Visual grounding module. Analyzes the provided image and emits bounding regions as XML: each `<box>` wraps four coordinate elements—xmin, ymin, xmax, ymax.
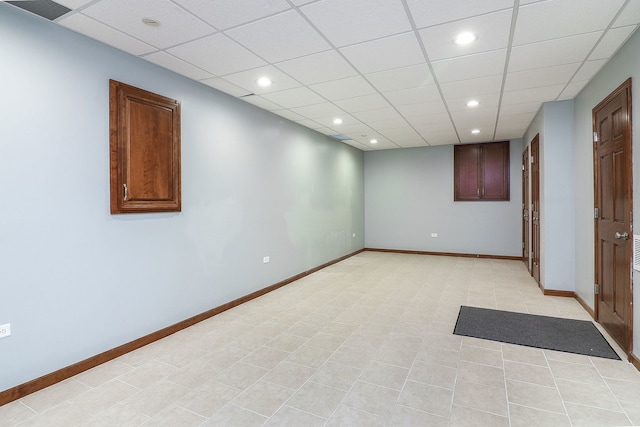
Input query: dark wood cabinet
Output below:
<box><xmin>110</xmin><ymin>80</ymin><xmax>181</xmax><ymax>214</ymax></box>
<box><xmin>454</xmin><ymin>141</ymin><xmax>510</xmax><ymax>201</ymax></box>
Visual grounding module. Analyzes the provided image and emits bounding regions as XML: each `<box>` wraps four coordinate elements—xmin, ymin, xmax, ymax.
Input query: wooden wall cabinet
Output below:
<box><xmin>109</xmin><ymin>80</ymin><xmax>181</xmax><ymax>214</ymax></box>
<box><xmin>454</xmin><ymin>141</ymin><xmax>510</xmax><ymax>201</ymax></box>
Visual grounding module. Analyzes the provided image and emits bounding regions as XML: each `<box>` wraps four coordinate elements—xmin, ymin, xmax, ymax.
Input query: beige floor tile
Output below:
<box><xmin>508</xmin><ymin>403</ymin><xmax>571</xmax><ymax>427</ymax></box>
<box><xmin>604</xmin><ymin>377</ymin><xmax>640</xmax><ymax>401</ymax></box>
<box><xmin>459</xmin><ymin>345</ymin><xmax>503</xmax><ymax>368</ymax></box>
<box><xmin>457</xmin><ymin>360</ymin><xmax>505</xmax><ymax>389</ymax></box>
<box><xmin>388</xmin><ymin>405</ymin><xmax>449</xmax><ymax>427</ymax></box>
<box><xmin>153</xmin><ymin>343</ymin><xmax>206</xmax><ymax>369</ymax></box>
<box><xmin>423</xmin><ymin>331</ymin><xmax>462</xmax><ymax>351</ymax></box>
<box><xmin>501</xmin><ymin>343</ymin><xmax>548</xmax><ymax>366</ymax></box>
<box><xmin>341</xmin><ymin>331</ymin><xmax>384</xmax><ymax>352</ymax></box>
<box><xmin>556</xmin><ymin>378</ymin><xmax>623</xmax><ymax>412</ymax></box>
<box><xmin>548</xmin><ymin>359</ymin><xmax>605</xmax><ymax>385</ymax></box>
<box><xmin>361</xmin><ymin>361</ymin><xmax>409</xmax><ymax>391</ymax></box>
<box><xmin>564</xmin><ymin>402</ymin><xmax>632</xmax><ymax>426</ymax></box>
<box><xmin>120</xmin><ymin>380</ymin><xmax>189</xmax><ymax>417</ymax></box>
<box><xmin>397</xmin><ymin>380</ymin><xmax>453</xmax><ymax>417</ymax></box>
<box><xmin>328</xmin><ymin>345</ymin><xmax>372</xmax><ymax>369</ymax></box>
<box><xmin>591</xmin><ymin>358</ymin><xmax>640</xmax><ymax>381</ymax></box>
<box><xmin>262</xmin><ymin>361</ymin><xmax>316</xmax><ymax>390</ymax></box>
<box><xmin>264</xmin><ymin>406</ymin><xmax>327</xmax><ymax>427</ymax></box>
<box><xmin>504</xmin><ymin>360</ymin><xmax>556</xmax><ymax>387</ymax></box>
<box><xmin>166</xmin><ymin>357</ymin><xmax>226</xmax><ymax>390</ymax></box>
<box><xmin>140</xmin><ymin>405</ymin><xmax>206</xmax><ymax>426</ymax></box>
<box><xmin>174</xmin><ymin>380</ymin><xmax>239</xmax><ymax>418</ymax></box>
<box><xmin>0</xmin><ymin>401</ymin><xmax>36</xmax><ymax>426</ymax></box>
<box><xmin>214</xmin><ymin>362</ymin><xmax>268</xmax><ymax>390</ymax></box>
<box><xmin>266</xmin><ymin>333</ymin><xmax>308</xmax><ymax>352</ymax></box>
<box><xmin>408</xmin><ymin>359</ymin><xmax>456</xmax><ymax>390</ymax></box>
<box><xmin>202</xmin><ymin>404</ymin><xmax>268</xmax><ymax>427</ymax></box>
<box><xmin>304</xmin><ymin>332</ymin><xmax>347</xmax><ymax>353</ymax></box>
<box><xmin>449</xmin><ymin>404</ymin><xmax>510</xmax><ymax>427</ymax></box>
<box><xmin>82</xmin><ymin>403</ymin><xmax>149</xmax><ymax>427</ymax></box>
<box><xmin>117</xmin><ymin>360</ymin><xmax>179</xmax><ymax>390</ymax></box>
<box><xmin>311</xmin><ymin>361</ymin><xmax>362</xmax><ymax>391</ymax></box>
<box><xmin>544</xmin><ymin>349</ymin><xmax>593</xmax><ymax>365</ymax></box>
<box><xmin>619</xmin><ymin>399</ymin><xmax>640</xmax><ymax>425</ymax></box>
<box><xmin>506</xmin><ymin>380</ymin><xmax>566</xmax><ymax>414</ymax></box>
<box><xmin>453</xmin><ymin>379</ymin><xmax>508</xmax><ymax>417</ymax></box>
<box><xmin>241</xmin><ymin>345</ymin><xmax>290</xmax><ymax>370</ymax></box>
<box><xmin>341</xmin><ymin>380</ymin><xmax>400</xmax><ymax>418</ymax></box>
<box><xmin>231</xmin><ymin>380</ymin><xmax>294</xmax><ymax>417</ymax></box>
<box><xmin>74</xmin><ymin>361</ymin><xmax>134</xmax><ymax>388</ymax></box>
<box><xmin>286</xmin><ymin>321</ymin><xmax>323</xmax><ymax>339</ymax></box>
<box><xmin>286</xmin><ymin>381</ymin><xmax>347</xmax><ymax>418</ymax></box>
<box><xmin>13</xmin><ymin>402</ymin><xmax>93</xmax><ymax>427</ymax></box>
<box><xmin>285</xmin><ymin>345</ymin><xmax>333</xmax><ymax>369</ymax></box>
<box><xmin>325</xmin><ymin>404</ymin><xmax>387</xmax><ymax>427</ymax></box>
<box><xmin>20</xmin><ymin>379</ymin><xmax>91</xmax><ymax>413</ymax></box>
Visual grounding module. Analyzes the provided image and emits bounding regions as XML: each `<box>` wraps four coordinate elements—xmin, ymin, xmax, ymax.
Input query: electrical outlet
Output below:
<box><xmin>431</xmin><ymin>233</ymin><xmax>438</xmax><ymax>238</ymax></box>
<box><xmin>0</xmin><ymin>323</ymin><xmax>11</xmax><ymax>339</ymax></box>
<box><xmin>263</xmin><ymin>256</ymin><xmax>270</xmax><ymax>264</ymax></box>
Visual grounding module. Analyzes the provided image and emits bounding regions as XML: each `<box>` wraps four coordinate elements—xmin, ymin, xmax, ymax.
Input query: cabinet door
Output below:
<box><xmin>482</xmin><ymin>141</ymin><xmax>510</xmax><ymax>200</ymax></box>
<box><xmin>454</xmin><ymin>144</ymin><xmax>481</xmax><ymax>201</ymax></box>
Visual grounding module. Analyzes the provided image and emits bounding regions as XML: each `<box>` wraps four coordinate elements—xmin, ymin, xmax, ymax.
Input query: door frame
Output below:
<box><xmin>593</xmin><ymin>78</ymin><xmax>633</xmax><ymax>355</ymax></box>
<box><xmin>522</xmin><ymin>146</ymin><xmax>530</xmax><ymax>270</ymax></box>
<box><xmin>530</xmin><ymin>134</ymin><xmax>540</xmax><ymax>285</ymax></box>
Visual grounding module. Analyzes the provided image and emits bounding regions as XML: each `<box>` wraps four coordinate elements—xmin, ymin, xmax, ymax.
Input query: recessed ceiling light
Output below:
<box><xmin>454</xmin><ymin>32</ymin><xmax>477</xmax><ymax>45</ymax></box>
<box><xmin>471</xmin><ymin>129</ymin><xmax>481</xmax><ymax>134</ymax></box>
<box><xmin>256</xmin><ymin>76</ymin><xmax>272</xmax><ymax>87</ymax></box>
<box><xmin>141</xmin><ymin>17</ymin><xmax>160</xmax><ymax>27</ymax></box>
<box><xmin>333</xmin><ymin>118</ymin><xmax>343</xmax><ymax>125</ymax></box>
<box><xmin>466</xmin><ymin>100</ymin><xmax>480</xmax><ymax>107</ymax></box>
<box><xmin>370</xmin><ymin>139</ymin><xmax>378</xmax><ymax>144</ymax></box>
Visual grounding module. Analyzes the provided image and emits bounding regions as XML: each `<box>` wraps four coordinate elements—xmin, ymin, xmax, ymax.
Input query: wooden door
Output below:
<box><xmin>522</xmin><ymin>146</ymin><xmax>530</xmax><ymax>270</ymax></box>
<box><xmin>594</xmin><ymin>78</ymin><xmax>633</xmax><ymax>353</ymax></box>
<box><xmin>530</xmin><ymin>135</ymin><xmax>540</xmax><ymax>284</ymax></box>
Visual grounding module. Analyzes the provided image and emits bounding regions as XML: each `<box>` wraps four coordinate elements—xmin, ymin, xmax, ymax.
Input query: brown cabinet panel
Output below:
<box><xmin>110</xmin><ymin>80</ymin><xmax>181</xmax><ymax>214</ymax></box>
<box><xmin>454</xmin><ymin>141</ymin><xmax>509</xmax><ymax>201</ymax></box>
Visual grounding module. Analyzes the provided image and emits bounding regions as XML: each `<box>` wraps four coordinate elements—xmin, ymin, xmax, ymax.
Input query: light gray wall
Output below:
<box><xmin>573</xmin><ymin>27</ymin><xmax>640</xmax><ymax>355</ymax></box>
<box><xmin>0</xmin><ymin>4</ymin><xmax>364</xmax><ymax>392</ymax></box>
<box><xmin>524</xmin><ymin>101</ymin><xmax>576</xmax><ymax>291</ymax></box>
<box><xmin>364</xmin><ymin>141</ymin><xmax>523</xmax><ymax>257</ymax></box>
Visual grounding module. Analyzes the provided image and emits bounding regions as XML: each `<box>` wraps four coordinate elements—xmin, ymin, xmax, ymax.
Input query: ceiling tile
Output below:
<box><xmin>439</xmin><ymin>75</ymin><xmax>503</xmax><ymax>99</ymax></box>
<box><xmin>221</xmin><ymin>65</ymin><xmax>301</xmax><ymax>94</ymax></box>
<box><xmin>55</xmin><ymin>0</ymin><xmax>94</xmax><ymax>8</ymax></box>
<box><xmin>314</xmin><ymin>114</ymin><xmax>358</xmax><ymax>128</ymax></box>
<box><xmin>498</xmin><ymin>110</ymin><xmax>537</xmax><ymax>124</ymax></box>
<box><xmin>396</xmin><ymin>101</ymin><xmax>448</xmax><ymax>118</ymax></box>
<box><xmin>225</xmin><ymin>10</ymin><xmax>330</xmax><ymax>63</ymax></box>
<box><xmin>573</xmin><ymin>59</ymin><xmax>607</xmax><ymax>82</ymax></box>
<box><xmin>557</xmin><ymin>81</ymin><xmax>589</xmax><ymax>100</ymax></box>
<box><xmin>508</xmin><ymin>32</ymin><xmax>602</xmax><ymax>72</ymax></box>
<box><xmin>143</xmin><ymin>51</ymin><xmax>213</xmax><ymax>80</ymax></box>
<box><xmin>501</xmin><ymin>84</ymin><xmax>566</xmax><ymax>105</ymax></box>
<box><xmin>420</xmin><ymin>10</ymin><xmax>512</xmax><ymax>61</ymax></box>
<box><xmin>432</xmin><ymin>50</ymin><xmax>507</xmax><ymax>83</ymax></box>
<box><xmin>513</xmin><ymin>0</ymin><xmax>625</xmax><ymax>45</ymax></box>
<box><xmin>589</xmin><ymin>25</ymin><xmax>637</xmax><ymax>60</ymax></box>
<box><xmin>275</xmin><ymin>50</ymin><xmax>358</xmax><ymax>85</ymax></box>
<box><xmin>405</xmin><ymin>0</ymin><xmax>514</xmax><ymax>29</ymax></box>
<box><xmin>167</xmin><ymin>33</ymin><xmax>266</xmax><ymax>76</ymax></box>
<box><xmin>173</xmin><ymin>0</ymin><xmax>290</xmax><ymax>30</ymax></box>
<box><xmin>499</xmin><ymin>101</ymin><xmax>542</xmax><ymax>115</ymax></box>
<box><xmin>450</xmin><ymin>107</ymin><xmax>499</xmax><ymax>125</ymax></box>
<box><xmin>270</xmin><ymin>109</ymin><xmax>307</xmax><ymax>121</ymax></box>
<box><xmin>334</xmin><ymin>94</ymin><xmax>391</xmax><ymax>113</ymax></box>
<box><xmin>340</xmin><ymin>32</ymin><xmax>425</xmax><ymax>74</ymax></box>
<box><xmin>614</xmin><ymin>1</ymin><xmax>640</xmax><ymax>27</ymax></box>
<box><xmin>309</xmin><ymin>76</ymin><xmax>376</xmax><ymax>101</ymax></box>
<box><xmin>241</xmin><ymin>96</ymin><xmax>285</xmax><ymax>111</ymax></box>
<box><xmin>395</xmin><ymin>139</ymin><xmax>429</xmax><ymax>148</ymax></box>
<box><xmin>368</xmin><ymin>117</ymin><xmax>411</xmax><ymax>131</ymax></box>
<box><xmin>81</xmin><ymin>0</ymin><xmax>215</xmax><ymax>49</ymax></box>
<box><xmin>446</xmin><ymin>93</ymin><xmax>501</xmax><ymax>112</ymax></box>
<box><xmin>199</xmin><ymin>77</ymin><xmax>252</xmax><ymax>97</ymax></box>
<box><xmin>58</xmin><ymin>13</ymin><xmax>156</xmax><ymax>56</ymax></box>
<box><xmin>294</xmin><ymin>119</ymin><xmax>324</xmax><ymax>129</ymax></box>
<box><xmin>383</xmin><ymin>85</ymin><xmax>442</xmax><ymax>106</ymax></box>
<box><xmin>290</xmin><ymin>103</ymin><xmax>346</xmax><ymax>119</ymax></box>
<box><xmin>353</xmin><ymin>107</ymin><xmax>403</xmax><ymax>122</ymax></box>
<box><xmin>365</xmin><ymin>63</ymin><xmax>433</xmax><ymax>93</ymax></box>
<box><xmin>341</xmin><ymin>139</ymin><xmax>377</xmax><ymax>150</ymax></box>
<box><xmin>504</xmin><ymin>63</ymin><xmax>581</xmax><ymax>92</ymax></box>
<box><xmin>300</xmin><ymin>0</ymin><xmax>411</xmax><ymax>47</ymax></box>
<box><xmin>261</xmin><ymin>87</ymin><xmax>327</xmax><ymax>109</ymax></box>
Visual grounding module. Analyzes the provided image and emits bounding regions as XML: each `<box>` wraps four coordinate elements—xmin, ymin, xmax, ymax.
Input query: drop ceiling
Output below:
<box><xmin>7</xmin><ymin>0</ymin><xmax>640</xmax><ymax>150</ymax></box>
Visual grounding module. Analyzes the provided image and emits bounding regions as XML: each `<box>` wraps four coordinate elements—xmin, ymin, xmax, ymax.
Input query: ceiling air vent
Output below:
<box><xmin>330</xmin><ymin>134</ymin><xmax>352</xmax><ymax>141</ymax></box>
<box><xmin>634</xmin><ymin>235</ymin><xmax>640</xmax><ymax>272</ymax></box>
<box><xmin>7</xmin><ymin>0</ymin><xmax>71</xmax><ymax>20</ymax></box>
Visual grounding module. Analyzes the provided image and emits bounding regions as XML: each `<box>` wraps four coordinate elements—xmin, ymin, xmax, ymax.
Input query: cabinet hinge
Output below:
<box><xmin>594</xmin><ymin>207</ymin><xmax>599</xmax><ymax>219</ymax></box>
<box><xmin>593</xmin><ymin>132</ymin><xmax>599</xmax><ymax>142</ymax></box>
<box><xmin>594</xmin><ymin>283</ymin><xmax>600</xmax><ymax>295</ymax></box>
<box><xmin>530</xmin><ymin>156</ymin><xmax>534</xmax><ymax>164</ymax></box>
<box><xmin>522</xmin><ymin>164</ymin><xmax>525</xmax><ymax>171</ymax></box>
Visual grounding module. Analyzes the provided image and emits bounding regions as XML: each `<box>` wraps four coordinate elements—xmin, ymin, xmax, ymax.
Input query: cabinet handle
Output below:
<box><xmin>123</xmin><ymin>183</ymin><xmax>128</xmax><ymax>201</ymax></box>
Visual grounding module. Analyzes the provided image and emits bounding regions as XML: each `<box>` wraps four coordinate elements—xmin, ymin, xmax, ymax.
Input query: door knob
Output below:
<box><xmin>615</xmin><ymin>231</ymin><xmax>629</xmax><ymax>240</ymax></box>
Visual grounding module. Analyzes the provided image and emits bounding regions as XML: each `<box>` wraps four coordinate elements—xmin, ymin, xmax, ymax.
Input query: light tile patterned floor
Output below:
<box><xmin>3</xmin><ymin>251</ymin><xmax>640</xmax><ymax>426</ymax></box>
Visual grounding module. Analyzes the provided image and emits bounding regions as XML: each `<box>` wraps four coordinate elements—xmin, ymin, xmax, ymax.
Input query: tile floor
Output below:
<box><xmin>2</xmin><ymin>251</ymin><xmax>640</xmax><ymax>426</ymax></box>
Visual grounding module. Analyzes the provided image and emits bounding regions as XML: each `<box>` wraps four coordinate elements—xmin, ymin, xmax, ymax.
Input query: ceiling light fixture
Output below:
<box><xmin>256</xmin><ymin>76</ymin><xmax>272</xmax><ymax>87</ymax></box>
<box><xmin>454</xmin><ymin>31</ymin><xmax>477</xmax><ymax>45</ymax></box>
<box><xmin>370</xmin><ymin>139</ymin><xmax>378</xmax><ymax>144</ymax></box>
<box><xmin>333</xmin><ymin>118</ymin><xmax>343</xmax><ymax>125</ymax></box>
<box><xmin>471</xmin><ymin>129</ymin><xmax>481</xmax><ymax>134</ymax></box>
<box><xmin>466</xmin><ymin>100</ymin><xmax>480</xmax><ymax>107</ymax></box>
<box><xmin>141</xmin><ymin>17</ymin><xmax>160</xmax><ymax>27</ymax></box>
